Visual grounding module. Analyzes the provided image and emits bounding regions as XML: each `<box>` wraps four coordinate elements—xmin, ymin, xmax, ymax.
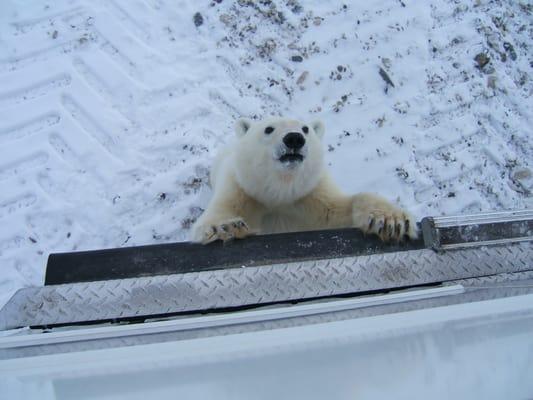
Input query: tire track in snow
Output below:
<box><xmin>106</xmin><ymin>0</ymin><xmax>152</xmax><ymax>45</ymax></box>
<box><xmin>0</xmin><ymin>152</ymin><xmax>49</xmax><ymax>182</ymax></box>
<box><xmin>60</xmin><ymin>94</ymin><xmax>122</xmax><ymax>159</ymax></box>
<box><xmin>0</xmin><ymin>194</ymin><xmax>38</xmax><ymax>220</ymax></box>
<box><xmin>409</xmin><ymin>0</ymin><xmax>532</xmax><ymax>215</ymax></box>
<box><xmin>0</xmin><ymin>113</ymin><xmax>61</xmax><ymax>144</ymax></box>
<box><xmin>0</xmin><ymin>40</ymin><xmax>86</xmax><ymax>74</ymax></box>
<box><xmin>0</xmin><ymin>74</ymin><xmax>71</xmax><ymax>108</ymax></box>
<box><xmin>10</xmin><ymin>7</ymin><xmax>85</xmax><ymax>35</ymax></box>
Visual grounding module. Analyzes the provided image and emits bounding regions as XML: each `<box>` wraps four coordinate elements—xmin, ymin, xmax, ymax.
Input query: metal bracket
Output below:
<box><xmin>421</xmin><ymin>209</ymin><xmax>533</xmax><ymax>250</ymax></box>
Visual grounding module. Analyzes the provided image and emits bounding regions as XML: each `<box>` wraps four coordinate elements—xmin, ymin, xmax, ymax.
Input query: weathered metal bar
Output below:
<box><xmin>45</xmin><ymin>228</ymin><xmax>424</xmax><ymax>285</ymax></box>
<box><xmin>421</xmin><ymin>209</ymin><xmax>533</xmax><ymax>250</ymax></box>
<box><xmin>1</xmin><ymin>241</ymin><xmax>531</xmax><ymax>330</ymax></box>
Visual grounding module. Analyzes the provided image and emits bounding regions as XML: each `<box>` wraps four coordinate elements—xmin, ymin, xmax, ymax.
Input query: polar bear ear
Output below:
<box><xmin>235</xmin><ymin>118</ymin><xmax>252</xmax><ymax>137</ymax></box>
<box><xmin>311</xmin><ymin>120</ymin><xmax>325</xmax><ymax>139</ymax></box>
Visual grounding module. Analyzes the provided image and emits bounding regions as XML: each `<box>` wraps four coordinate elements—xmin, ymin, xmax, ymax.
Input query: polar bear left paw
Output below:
<box><xmin>364</xmin><ymin>211</ymin><xmax>417</xmax><ymax>242</ymax></box>
<box><xmin>353</xmin><ymin>207</ymin><xmax>417</xmax><ymax>242</ymax></box>
<box><xmin>197</xmin><ymin>218</ymin><xmax>253</xmax><ymax>244</ymax></box>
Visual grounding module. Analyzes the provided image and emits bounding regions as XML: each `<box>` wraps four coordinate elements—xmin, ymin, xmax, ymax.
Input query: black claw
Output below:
<box><xmin>377</xmin><ymin>218</ymin><xmax>385</xmax><ymax>234</ymax></box>
<box><xmin>405</xmin><ymin>219</ymin><xmax>410</xmax><ymax>231</ymax></box>
<box><xmin>395</xmin><ymin>223</ymin><xmax>401</xmax><ymax>235</ymax></box>
<box><xmin>368</xmin><ymin>218</ymin><xmax>375</xmax><ymax>229</ymax></box>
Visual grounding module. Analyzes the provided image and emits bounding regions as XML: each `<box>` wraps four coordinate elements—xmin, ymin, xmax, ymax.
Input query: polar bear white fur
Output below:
<box><xmin>191</xmin><ymin>117</ymin><xmax>417</xmax><ymax>243</ymax></box>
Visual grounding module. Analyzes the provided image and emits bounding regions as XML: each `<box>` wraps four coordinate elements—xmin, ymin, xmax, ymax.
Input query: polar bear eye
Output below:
<box><xmin>264</xmin><ymin>126</ymin><xmax>274</xmax><ymax>134</ymax></box>
<box><xmin>302</xmin><ymin>126</ymin><xmax>309</xmax><ymax>134</ymax></box>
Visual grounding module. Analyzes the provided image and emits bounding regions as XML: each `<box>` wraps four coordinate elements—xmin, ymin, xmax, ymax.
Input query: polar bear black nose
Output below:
<box><xmin>283</xmin><ymin>132</ymin><xmax>306</xmax><ymax>150</ymax></box>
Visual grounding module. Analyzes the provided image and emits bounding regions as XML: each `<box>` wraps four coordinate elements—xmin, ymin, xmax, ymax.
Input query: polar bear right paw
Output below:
<box><xmin>352</xmin><ymin>199</ymin><xmax>418</xmax><ymax>242</ymax></box>
<box><xmin>195</xmin><ymin>218</ymin><xmax>253</xmax><ymax>244</ymax></box>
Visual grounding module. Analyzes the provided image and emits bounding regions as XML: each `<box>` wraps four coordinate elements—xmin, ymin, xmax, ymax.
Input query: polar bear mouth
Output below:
<box><xmin>279</xmin><ymin>153</ymin><xmax>304</xmax><ymax>163</ymax></box>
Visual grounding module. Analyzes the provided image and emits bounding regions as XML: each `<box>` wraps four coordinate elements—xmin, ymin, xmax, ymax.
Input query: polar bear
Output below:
<box><xmin>191</xmin><ymin>117</ymin><xmax>417</xmax><ymax>243</ymax></box>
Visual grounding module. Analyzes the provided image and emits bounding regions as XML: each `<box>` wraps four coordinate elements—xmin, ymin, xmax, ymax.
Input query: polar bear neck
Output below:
<box><xmin>233</xmin><ymin>155</ymin><xmax>324</xmax><ymax>208</ymax></box>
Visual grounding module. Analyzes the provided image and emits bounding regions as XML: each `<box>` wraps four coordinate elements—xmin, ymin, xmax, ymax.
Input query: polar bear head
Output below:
<box><xmin>232</xmin><ymin>117</ymin><xmax>326</xmax><ymax>206</ymax></box>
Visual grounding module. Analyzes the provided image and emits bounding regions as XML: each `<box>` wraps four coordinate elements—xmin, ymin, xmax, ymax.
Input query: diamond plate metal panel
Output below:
<box><xmin>2</xmin><ymin>277</ymin><xmax>533</xmax><ymax>360</ymax></box>
<box><xmin>1</xmin><ymin>242</ymin><xmax>532</xmax><ymax>330</ymax></box>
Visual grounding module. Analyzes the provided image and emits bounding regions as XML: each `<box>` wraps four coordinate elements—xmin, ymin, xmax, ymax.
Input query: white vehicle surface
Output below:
<box><xmin>2</xmin><ymin>288</ymin><xmax>533</xmax><ymax>400</ymax></box>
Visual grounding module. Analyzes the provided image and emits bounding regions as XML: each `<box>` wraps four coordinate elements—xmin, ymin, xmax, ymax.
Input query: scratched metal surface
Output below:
<box><xmin>1</xmin><ymin>242</ymin><xmax>531</xmax><ymax>330</ymax></box>
<box><xmin>2</xmin><ymin>273</ymin><xmax>533</xmax><ymax>360</ymax></box>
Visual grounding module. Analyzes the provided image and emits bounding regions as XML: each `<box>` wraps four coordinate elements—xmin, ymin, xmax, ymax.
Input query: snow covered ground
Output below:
<box><xmin>0</xmin><ymin>0</ymin><xmax>531</xmax><ymax>306</ymax></box>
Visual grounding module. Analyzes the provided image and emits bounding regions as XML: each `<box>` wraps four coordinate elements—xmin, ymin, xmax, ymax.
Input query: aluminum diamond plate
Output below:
<box><xmin>2</xmin><ymin>278</ymin><xmax>533</xmax><ymax>360</ymax></box>
<box><xmin>1</xmin><ymin>242</ymin><xmax>532</xmax><ymax>329</ymax></box>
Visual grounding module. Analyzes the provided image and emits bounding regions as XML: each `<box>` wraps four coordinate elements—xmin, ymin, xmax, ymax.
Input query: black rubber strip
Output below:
<box><xmin>45</xmin><ymin>229</ymin><xmax>424</xmax><ymax>285</ymax></box>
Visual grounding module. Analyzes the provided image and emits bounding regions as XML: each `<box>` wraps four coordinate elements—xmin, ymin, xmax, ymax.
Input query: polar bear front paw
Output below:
<box><xmin>195</xmin><ymin>218</ymin><xmax>253</xmax><ymax>244</ymax></box>
<box><xmin>363</xmin><ymin>210</ymin><xmax>417</xmax><ymax>242</ymax></box>
<box><xmin>352</xmin><ymin>195</ymin><xmax>418</xmax><ymax>242</ymax></box>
